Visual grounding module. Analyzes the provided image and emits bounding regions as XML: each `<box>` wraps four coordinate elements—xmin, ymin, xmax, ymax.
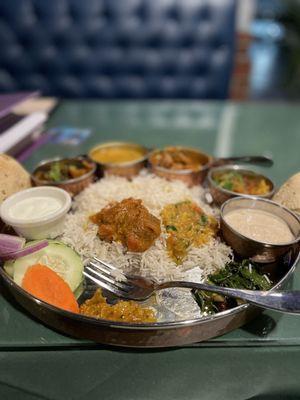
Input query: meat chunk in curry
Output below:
<box><xmin>150</xmin><ymin>147</ymin><xmax>204</xmax><ymax>171</ymax></box>
<box><xmin>90</xmin><ymin>198</ymin><xmax>161</xmax><ymax>252</ymax></box>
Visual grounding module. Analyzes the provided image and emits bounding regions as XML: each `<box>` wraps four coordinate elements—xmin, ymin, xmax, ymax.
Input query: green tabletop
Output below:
<box><xmin>1</xmin><ymin>101</ymin><xmax>300</xmax><ymax>399</ymax></box>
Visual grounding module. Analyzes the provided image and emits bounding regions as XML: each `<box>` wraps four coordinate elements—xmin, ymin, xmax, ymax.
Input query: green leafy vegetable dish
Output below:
<box><xmin>193</xmin><ymin>260</ymin><xmax>272</xmax><ymax>315</ymax></box>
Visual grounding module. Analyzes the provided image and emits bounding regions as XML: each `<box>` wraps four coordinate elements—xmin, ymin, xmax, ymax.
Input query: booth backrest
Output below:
<box><xmin>0</xmin><ymin>0</ymin><xmax>236</xmax><ymax>98</ymax></box>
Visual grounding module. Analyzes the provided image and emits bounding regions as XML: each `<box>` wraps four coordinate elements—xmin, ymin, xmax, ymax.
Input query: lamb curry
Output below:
<box><xmin>90</xmin><ymin>198</ymin><xmax>161</xmax><ymax>252</ymax></box>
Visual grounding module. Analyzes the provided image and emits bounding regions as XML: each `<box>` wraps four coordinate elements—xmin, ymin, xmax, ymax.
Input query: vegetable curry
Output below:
<box><xmin>161</xmin><ymin>201</ymin><xmax>218</xmax><ymax>264</ymax></box>
<box><xmin>34</xmin><ymin>159</ymin><xmax>93</xmax><ymax>182</ymax></box>
<box><xmin>212</xmin><ymin>170</ymin><xmax>271</xmax><ymax>195</ymax></box>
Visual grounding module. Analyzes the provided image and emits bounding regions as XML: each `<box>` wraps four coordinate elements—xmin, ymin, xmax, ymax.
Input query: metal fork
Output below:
<box><xmin>83</xmin><ymin>257</ymin><xmax>300</xmax><ymax>314</ymax></box>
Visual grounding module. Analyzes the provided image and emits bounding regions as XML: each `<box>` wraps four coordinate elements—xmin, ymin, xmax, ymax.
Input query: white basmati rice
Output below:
<box><xmin>61</xmin><ymin>172</ymin><xmax>232</xmax><ymax>283</ymax></box>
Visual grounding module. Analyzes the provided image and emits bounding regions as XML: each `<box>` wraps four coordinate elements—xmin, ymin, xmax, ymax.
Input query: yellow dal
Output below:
<box><xmin>91</xmin><ymin>145</ymin><xmax>145</xmax><ymax>164</ymax></box>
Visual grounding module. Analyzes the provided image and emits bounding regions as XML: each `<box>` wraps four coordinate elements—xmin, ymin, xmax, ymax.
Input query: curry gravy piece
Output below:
<box><xmin>224</xmin><ymin>208</ymin><xmax>294</xmax><ymax>244</ymax></box>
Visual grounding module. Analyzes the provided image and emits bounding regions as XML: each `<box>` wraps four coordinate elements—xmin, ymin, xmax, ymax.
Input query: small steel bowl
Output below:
<box><xmin>148</xmin><ymin>146</ymin><xmax>213</xmax><ymax>187</ymax></box>
<box><xmin>88</xmin><ymin>142</ymin><xmax>149</xmax><ymax>179</ymax></box>
<box><xmin>220</xmin><ymin>197</ymin><xmax>300</xmax><ymax>263</ymax></box>
<box><xmin>31</xmin><ymin>157</ymin><xmax>97</xmax><ymax>196</ymax></box>
<box><xmin>207</xmin><ymin>165</ymin><xmax>275</xmax><ymax>206</ymax></box>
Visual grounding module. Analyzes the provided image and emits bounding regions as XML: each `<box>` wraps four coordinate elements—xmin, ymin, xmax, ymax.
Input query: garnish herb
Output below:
<box><xmin>199</xmin><ymin>215</ymin><xmax>208</xmax><ymax>226</ymax></box>
<box><xmin>166</xmin><ymin>225</ymin><xmax>177</xmax><ymax>232</ymax></box>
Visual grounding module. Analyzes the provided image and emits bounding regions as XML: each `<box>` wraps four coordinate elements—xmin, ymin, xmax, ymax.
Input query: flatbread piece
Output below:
<box><xmin>273</xmin><ymin>172</ymin><xmax>300</xmax><ymax>214</ymax></box>
<box><xmin>0</xmin><ymin>154</ymin><xmax>31</xmax><ymax>204</ymax></box>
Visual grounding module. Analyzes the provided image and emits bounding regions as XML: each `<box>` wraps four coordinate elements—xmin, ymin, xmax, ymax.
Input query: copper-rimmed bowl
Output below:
<box><xmin>31</xmin><ymin>157</ymin><xmax>97</xmax><ymax>196</ymax></box>
<box><xmin>207</xmin><ymin>165</ymin><xmax>275</xmax><ymax>206</ymax></box>
<box><xmin>88</xmin><ymin>142</ymin><xmax>149</xmax><ymax>179</ymax></box>
<box><xmin>148</xmin><ymin>146</ymin><xmax>213</xmax><ymax>187</ymax></box>
<box><xmin>220</xmin><ymin>197</ymin><xmax>300</xmax><ymax>263</ymax></box>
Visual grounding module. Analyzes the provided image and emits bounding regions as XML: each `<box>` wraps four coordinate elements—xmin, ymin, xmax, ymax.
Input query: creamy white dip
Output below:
<box><xmin>8</xmin><ymin>196</ymin><xmax>63</xmax><ymax>221</ymax></box>
<box><xmin>224</xmin><ymin>208</ymin><xmax>294</xmax><ymax>244</ymax></box>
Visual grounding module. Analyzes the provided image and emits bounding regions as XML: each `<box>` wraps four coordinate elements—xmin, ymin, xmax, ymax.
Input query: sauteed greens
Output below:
<box><xmin>193</xmin><ymin>260</ymin><xmax>272</xmax><ymax>315</ymax></box>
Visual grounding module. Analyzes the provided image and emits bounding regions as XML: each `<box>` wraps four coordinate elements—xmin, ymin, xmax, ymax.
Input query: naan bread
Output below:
<box><xmin>0</xmin><ymin>154</ymin><xmax>31</xmax><ymax>204</ymax></box>
<box><xmin>273</xmin><ymin>172</ymin><xmax>300</xmax><ymax>214</ymax></box>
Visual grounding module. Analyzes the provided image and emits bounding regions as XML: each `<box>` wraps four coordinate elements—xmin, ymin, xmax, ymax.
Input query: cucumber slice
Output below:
<box><xmin>3</xmin><ymin>260</ymin><xmax>14</xmax><ymax>278</ymax></box>
<box><xmin>9</xmin><ymin>240</ymin><xmax>83</xmax><ymax>292</ymax></box>
<box><xmin>74</xmin><ymin>282</ymin><xmax>84</xmax><ymax>300</ymax></box>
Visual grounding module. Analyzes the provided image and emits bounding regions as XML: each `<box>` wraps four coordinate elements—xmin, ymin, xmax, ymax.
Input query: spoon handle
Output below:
<box><xmin>158</xmin><ymin>281</ymin><xmax>300</xmax><ymax>314</ymax></box>
<box><xmin>215</xmin><ymin>155</ymin><xmax>273</xmax><ymax>167</ymax></box>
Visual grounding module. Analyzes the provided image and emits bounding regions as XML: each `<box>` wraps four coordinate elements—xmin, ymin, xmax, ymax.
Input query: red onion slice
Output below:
<box><xmin>0</xmin><ymin>234</ymin><xmax>26</xmax><ymax>255</ymax></box>
<box><xmin>0</xmin><ymin>240</ymin><xmax>48</xmax><ymax>261</ymax></box>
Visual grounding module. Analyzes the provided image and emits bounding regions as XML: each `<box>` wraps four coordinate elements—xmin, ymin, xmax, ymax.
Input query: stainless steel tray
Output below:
<box><xmin>1</xmin><ymin>248</ymin><xmax>299</xmax><ymax>348</ymax></box>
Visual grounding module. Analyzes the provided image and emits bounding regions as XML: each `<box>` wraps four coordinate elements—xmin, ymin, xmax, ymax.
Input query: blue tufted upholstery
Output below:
<box><xmin>0</xmin><ymin>0</ymin><xmax>236</xmax><ymax>99</ymax></box>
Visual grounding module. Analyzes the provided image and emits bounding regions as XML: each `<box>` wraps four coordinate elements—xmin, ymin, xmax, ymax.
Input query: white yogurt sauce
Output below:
<box><xmin>224</xmin><ymin>208</ymin><xmax>294</xmax><ymax>244</ymax></box>
<box><xmin>8</xmin><ymin>196</ymin><xmax>63</xmax><ymax>221</ymax></box>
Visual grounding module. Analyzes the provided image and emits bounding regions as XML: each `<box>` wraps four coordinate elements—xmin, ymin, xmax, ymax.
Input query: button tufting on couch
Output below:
<box><xmin>0</xmin><ymin>0</ymin><xmax>236</xmax><ymax>98</ymax></box>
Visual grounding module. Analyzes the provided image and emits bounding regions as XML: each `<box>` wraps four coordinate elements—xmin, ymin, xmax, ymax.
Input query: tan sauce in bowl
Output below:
<box><xmin>224</xmin><ymin>208</ymin><xmax>294</xmax><ymax>244</ymax></box>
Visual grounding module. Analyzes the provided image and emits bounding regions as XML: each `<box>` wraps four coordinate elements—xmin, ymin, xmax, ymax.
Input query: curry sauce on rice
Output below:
<box><xmin>61</xmin><ymin>173</ymin><xmax>232</xmax><ymax>282</ymax></box>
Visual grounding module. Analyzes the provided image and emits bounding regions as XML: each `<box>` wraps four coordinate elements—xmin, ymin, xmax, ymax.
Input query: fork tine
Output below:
<box><xmin>93</xmin><ymin>257</ymin><xmax>117</xmax><ymax>271</ymax></box>
<box><xmin>91</xmin><ymin>257</ymin><xmax>128</xmax><ymax>281</ymax></box>
<box><xmin>90</xmin><ymin>260</ymin><xmax>116</xmax><ymax>278</ymax></box>
<box><xmin>85</xmin><ymin>265</ymin><xmax>130</xmax><ymax>291</ymax></box>
<box><xmin>83</xmin><ymin>271</ymin><xmax>126</xmax><ymax>298</ymax></box>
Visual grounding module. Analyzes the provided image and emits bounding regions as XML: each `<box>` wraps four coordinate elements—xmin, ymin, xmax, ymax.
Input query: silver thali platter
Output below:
<box><xmin>0</xmin><ymin>248</ymin><xmax>299</xmax><ymax>348</ymax></box>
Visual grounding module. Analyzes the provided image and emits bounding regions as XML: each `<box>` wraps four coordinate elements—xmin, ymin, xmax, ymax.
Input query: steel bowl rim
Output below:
<box><xmin>220</xmin><ymin>196</ymin><xmax>300</xmax><ymax>248</ymax></box>
<box><xmin>148</xmin><ymin>146</ymin><xmax>213</xmax><ymax>175</ymax></box>
<box><xmin>31</xmin><ymin>157</ymin><xmax>97</xmax><ymax>186</ymax></box>
<box><xmin>88</xmin><ymin>141</ymin><xmax>149</xmax><ymax>167</ymax></box>
<box><xmin>207</xmin><ymin>164</ymin><xmax>275</xmax><ymax>199</ymax></box>
<box><xmin>1</xmin><ymin>246</ymin><xmax>299</xmax><ymax>331</ymax></box>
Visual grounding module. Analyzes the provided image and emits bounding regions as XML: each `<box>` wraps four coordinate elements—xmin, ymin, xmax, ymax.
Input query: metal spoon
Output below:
<box><xmin>213</xmin><ymin>155</ymin><xmax>273</xmax><ymax>167</ymax></box>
